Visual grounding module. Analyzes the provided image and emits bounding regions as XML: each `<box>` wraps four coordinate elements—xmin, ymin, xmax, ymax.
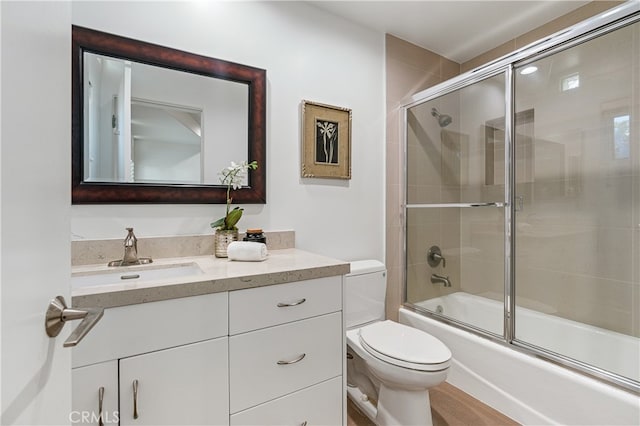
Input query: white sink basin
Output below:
<box><xmin>72</xmin><ymin>262</ymin><xmax>204</xmax><ymax>288</ymax></box>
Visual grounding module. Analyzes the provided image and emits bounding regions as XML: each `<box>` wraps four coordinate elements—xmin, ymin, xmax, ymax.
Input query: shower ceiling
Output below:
<box><xmin>308</xmin><ymin>1</ymin><xmax>590</xmax><ymax>63</ymax></box>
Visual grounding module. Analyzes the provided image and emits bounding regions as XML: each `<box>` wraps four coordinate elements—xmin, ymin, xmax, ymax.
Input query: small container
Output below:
<box><xmin>243</xmin><ymin>228</ymin><xmax>266</xmax><ymax>244</ymax></box>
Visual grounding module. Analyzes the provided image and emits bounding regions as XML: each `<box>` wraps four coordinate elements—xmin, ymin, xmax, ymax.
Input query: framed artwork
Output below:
<box><xmin>301</xmin><ymin>100</ymin><xmax>352</xmax><ymax>179</ymax></box>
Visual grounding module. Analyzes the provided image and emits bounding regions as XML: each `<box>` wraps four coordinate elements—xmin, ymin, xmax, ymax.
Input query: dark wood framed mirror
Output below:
<box><xmin>72</xmin><ymin>25</ymin><xmax>266</xmax><ymax>204</ymax></box>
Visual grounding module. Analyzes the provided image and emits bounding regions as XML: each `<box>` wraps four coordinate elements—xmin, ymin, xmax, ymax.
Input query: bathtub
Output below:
<box><xmin>399</xmin><ymin>292</ymin><xmax>640</xmax><ymax>425</ymax></box>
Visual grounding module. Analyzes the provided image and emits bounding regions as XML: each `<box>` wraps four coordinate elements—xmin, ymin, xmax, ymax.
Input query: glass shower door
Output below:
<box><xmin>405</xmin><ymin>72</ymin><xmax>507</xmax><ymax>337</ymax></box>
<box><xmin>513</xmin><ymin>20</ymin><xmax>640</xmax><ymax>384</ymax></box>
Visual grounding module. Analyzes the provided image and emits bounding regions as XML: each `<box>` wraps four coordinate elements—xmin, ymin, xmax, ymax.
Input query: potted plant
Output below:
<box><xmin>210</xmin><ymin>160</ymin><xmax>258</xmax><ymax>257</ymax></box>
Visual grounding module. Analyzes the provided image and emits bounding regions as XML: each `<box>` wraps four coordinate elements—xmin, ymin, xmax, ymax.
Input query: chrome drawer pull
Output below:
<box><xmin>277</xmin><ymin>298</ymin><xmax>306</xmax><ymax>308</ymax></box>
<box><xmin>98</xmin><ymin>387</ymin><xmax>104</xmax><ymax>426</ymax></box>
<box><xmin>133</xmin><ymin>379</ymin><xmax>139</xmax><ymax>419</ymax></box>
<box><xmin>277</xmin><ymin>353</ymin><xmax>306</xmax><ymax>365</ymax></box>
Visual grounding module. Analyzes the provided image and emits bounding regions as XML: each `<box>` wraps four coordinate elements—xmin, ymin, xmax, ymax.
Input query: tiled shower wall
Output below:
<box><xmin>385</xmin><ymin>35</ymin><xmax>460</xmax><ymax>320</ymax></box>
<box><xmin>385</xmin><ymin>1</ymin><xmax>623</xmax><ymax>322</ymax></box>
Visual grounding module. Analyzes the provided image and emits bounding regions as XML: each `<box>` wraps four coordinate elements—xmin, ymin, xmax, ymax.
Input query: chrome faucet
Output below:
<box><xmin>122</xmin><ymin>228</ymin><xmax>139</xmax><ymax>266</ymax></box>
<box><xmin>431</xmin><ymin>273</ymin><xmax>451</xmax><ymax>287</ymax></box>
<box><xmin>107</xmin><ymin>228</ymin><xmax>153</xmax><ymax>267</ymax></box>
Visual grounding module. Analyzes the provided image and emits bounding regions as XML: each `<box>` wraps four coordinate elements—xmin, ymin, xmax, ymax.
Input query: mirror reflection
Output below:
<box><xmin>83</xmin><ymin>52</ymin><xmax>248</xmax><ymax>185</ymax></box>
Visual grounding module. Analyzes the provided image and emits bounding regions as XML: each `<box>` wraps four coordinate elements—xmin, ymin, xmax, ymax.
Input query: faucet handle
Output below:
<box><xmin>124</xmin><ymin>228</ymin><xmax>137</xmax><ymax>246</ymax></box>
<box><xmin>427</xmin><ymin>246</ymin><xmax>446</xmax><ymax>268</ymax></box>
<box><xmin>122</xmin><ymin>228</ymin><xmax>139</xmax><ymax>265</ymax></box>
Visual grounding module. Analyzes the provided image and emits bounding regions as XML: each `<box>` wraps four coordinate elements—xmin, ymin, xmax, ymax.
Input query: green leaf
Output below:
<box><xmin>210</xmin><ymin>217</ymin><xmax>225</xmax><ymax>229</ymax></box>
<box><xmin>225</xmin><ymin>207</ymin><xmax>244</xmax><ymax>229</ymax></box>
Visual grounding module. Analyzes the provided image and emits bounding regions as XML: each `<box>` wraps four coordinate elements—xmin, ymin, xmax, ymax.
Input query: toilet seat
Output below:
<box><xmin>358</xmin><ymin>320</ymin><xmax>451</xmax><ymax>371</ymax></box>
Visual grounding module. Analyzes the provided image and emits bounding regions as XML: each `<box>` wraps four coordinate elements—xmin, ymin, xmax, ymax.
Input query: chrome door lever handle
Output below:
<box><xmin>45</xmin><ymin>295</ymin><xmax>104</xmax><ymax>347</ymax></box>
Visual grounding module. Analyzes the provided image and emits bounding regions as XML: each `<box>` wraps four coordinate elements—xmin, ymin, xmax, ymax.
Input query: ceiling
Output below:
<box><xmin>307</xmin><ymin>1</ymin><xmax>590</xmax><ymax>63</ymax></box>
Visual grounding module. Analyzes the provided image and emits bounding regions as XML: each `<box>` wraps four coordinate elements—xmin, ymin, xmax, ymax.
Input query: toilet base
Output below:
<box><xmin>347</xmin><ymin>383</ymin><xmax>434</xmax><ymax>426</ymax></box>
<box><xmin>377</xmin><ymin>384</ymin><xmax>433</xmax><ymax>426</ymax></box>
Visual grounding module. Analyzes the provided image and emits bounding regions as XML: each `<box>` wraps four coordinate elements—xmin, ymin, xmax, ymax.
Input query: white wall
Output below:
<box><xmin>71</xmin><ymin>1</ymin><xmax>385</xmax><ymax>262</ymax></box>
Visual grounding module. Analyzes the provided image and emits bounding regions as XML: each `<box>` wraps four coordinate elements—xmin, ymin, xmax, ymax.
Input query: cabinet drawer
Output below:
<box><xmin>72</xmin><ymin>292</ymin><xmax>228</xmax><ymax>368</ymax></box>
<box><xmin>229</xmin><ymin>312</ymin><xmax>342</xmax><ymax>413</ymax></box>
<box><xmin>229</xmin><ymin>276</ymin><xmax>342</xmax><ymax>334</ymax></box>
<box><xmin>230</xmin><ymin>376</ymin><xmax>343</xmax><ymax>426</ymax></box>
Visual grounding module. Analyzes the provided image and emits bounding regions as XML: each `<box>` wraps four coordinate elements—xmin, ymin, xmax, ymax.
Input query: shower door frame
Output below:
<box><xmin>400</xmin><ymin>1</ymin><xmax>640</xmax><ymax>393</ymax></box>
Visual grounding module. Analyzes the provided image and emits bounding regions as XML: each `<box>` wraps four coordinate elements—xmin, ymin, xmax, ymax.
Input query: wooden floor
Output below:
<box><xmin>347</xmin><ymin>382</ymin><xmax>519</xmax><ymax>426</ymax></box>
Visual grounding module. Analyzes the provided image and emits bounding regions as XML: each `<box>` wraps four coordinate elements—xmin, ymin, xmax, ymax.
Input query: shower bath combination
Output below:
<box><xmin>401</xmin><ymin>3</ymin><xmax>640</xmax><ymax>424</ymax></box>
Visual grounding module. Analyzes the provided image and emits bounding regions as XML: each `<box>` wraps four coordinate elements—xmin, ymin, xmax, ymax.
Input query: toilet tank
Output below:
<box><xmin>345</xmin><ymin>260</ymin><xmax>386</xmax><ymax>329</ymax></box>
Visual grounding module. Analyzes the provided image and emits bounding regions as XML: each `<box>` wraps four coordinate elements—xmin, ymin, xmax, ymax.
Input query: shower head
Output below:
<box><xmin>431</xmin><ymin>107</ymin><xmax>453</xmax><ymax>128</ymax></box>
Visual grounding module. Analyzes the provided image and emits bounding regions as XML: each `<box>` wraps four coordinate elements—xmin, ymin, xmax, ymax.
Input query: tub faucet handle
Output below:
<box><xmin>428</xmin><ymin>246</ymin><xmax>446</xmax><ymax>268</ymax></box>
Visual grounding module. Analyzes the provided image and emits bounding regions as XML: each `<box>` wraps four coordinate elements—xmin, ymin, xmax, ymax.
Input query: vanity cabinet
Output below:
<box><xmin>71</xmin><ymin>274</ymin><xmax>345</xmax><ymax>425</ymax></box>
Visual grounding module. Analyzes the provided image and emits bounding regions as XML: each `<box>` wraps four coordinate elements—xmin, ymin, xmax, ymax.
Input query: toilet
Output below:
<box><xmin>346</xmin><ymin>260</ymin><xmax>451</xmax><ymax>426</ymax></box>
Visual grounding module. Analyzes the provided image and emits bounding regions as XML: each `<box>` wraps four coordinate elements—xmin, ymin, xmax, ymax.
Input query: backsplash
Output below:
<box><xmin>72</xmin><ymin>230</ymin><xmax>295</xmax><ymax>266</ymax></box>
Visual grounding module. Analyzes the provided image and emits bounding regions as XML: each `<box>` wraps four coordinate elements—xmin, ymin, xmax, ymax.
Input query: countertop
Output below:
<box><xmin>71</xmin><ymin>248</ymin><xmax>350</xmax><ymax>309</ymax></box>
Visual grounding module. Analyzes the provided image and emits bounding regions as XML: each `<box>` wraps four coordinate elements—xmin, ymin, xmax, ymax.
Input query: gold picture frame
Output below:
<box><xmin>301</xmin><ymin>100</ymin><xmax>352</xmax><ymax>179</ymax></box>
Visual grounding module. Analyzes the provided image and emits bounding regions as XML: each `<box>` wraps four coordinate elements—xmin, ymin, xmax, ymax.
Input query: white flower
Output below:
<box><xmin>220</xmin><ymin>161</ymin><xmax>254</xmax><ymax>190</ymax></box>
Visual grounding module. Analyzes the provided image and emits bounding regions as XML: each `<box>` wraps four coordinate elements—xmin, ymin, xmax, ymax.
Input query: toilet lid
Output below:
<box><xmin>359</xmin><ymin>320</ymin><xmax>451</xmax><ymax>371</ymax></box>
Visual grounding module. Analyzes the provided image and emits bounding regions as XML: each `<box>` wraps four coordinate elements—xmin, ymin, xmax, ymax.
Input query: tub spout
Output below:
<box><xmin>431</xmin><ymin>273</ymin><xmax>451</xmax><ymax>287</ymax></box>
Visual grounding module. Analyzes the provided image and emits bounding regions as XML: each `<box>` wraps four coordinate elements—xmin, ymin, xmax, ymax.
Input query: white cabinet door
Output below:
<box><xmin>72</xmin><ymin>361</ymin><xmax>119</xmax><ymax>425</ymax></box>
<box><xmin>119</xmin><ymin>338</ymin><xmax>229</xmax><ymax>426</ymax></box>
